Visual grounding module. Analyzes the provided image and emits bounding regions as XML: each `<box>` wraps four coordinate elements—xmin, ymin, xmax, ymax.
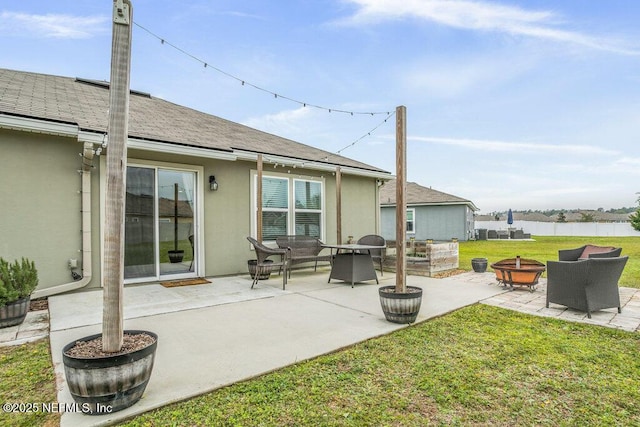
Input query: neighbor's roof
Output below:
<box><xmin>0</xmin><ymin>68</ymin><xmax>389</xmax><ymax>175</ymax></box>
<box><xmin>379</xmin><ymin>179</ymin><xmax>478</xmax><ymax>211</ymax></box>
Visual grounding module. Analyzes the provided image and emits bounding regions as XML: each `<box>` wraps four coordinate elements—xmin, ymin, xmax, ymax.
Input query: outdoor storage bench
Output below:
<box><xmin>276</xmin><ymin>235</ymin><xmax>332</xmax><ymax>273</ymax></box>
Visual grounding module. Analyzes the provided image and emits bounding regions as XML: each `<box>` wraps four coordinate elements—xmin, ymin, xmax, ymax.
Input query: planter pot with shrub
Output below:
<box><xmin>0</xmin><ymin>258</ymin><xmax>38</xmax><ymax>328</ymax></box>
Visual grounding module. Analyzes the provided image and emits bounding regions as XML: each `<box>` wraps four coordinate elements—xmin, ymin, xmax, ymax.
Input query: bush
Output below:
<box><xmin>0</xmin><ymin>258</ymin><xmax>38</xmax><ymax>306</ymax></box>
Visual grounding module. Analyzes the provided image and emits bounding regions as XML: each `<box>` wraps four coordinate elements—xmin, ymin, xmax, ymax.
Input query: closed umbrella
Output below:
<box><xmin>507</xmin><ymin>209</ymin><xmax>513</xmax><ymax>225</ymax></box>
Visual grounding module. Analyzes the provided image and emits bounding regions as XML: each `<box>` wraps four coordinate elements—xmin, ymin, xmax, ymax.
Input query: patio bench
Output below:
<box><xmin>276</xmin><ymin>235</ymin><xmax>332</xmax><ymax>275</ymax></box>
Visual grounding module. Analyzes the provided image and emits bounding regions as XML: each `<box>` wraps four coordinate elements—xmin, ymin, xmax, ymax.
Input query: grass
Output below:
<box><xmin>118</xmin><ymin>305</ymin><xmax>640</xmax><ymax>426</ymax></box>
<box><xmin>2</xmin><ymin>236</ymin><xmax>639</xmax><ymax>426</ymax></box>
<box><xmin>0</xmin><ymin>339</ymin><xmax>59</xmax><ymax>427</ymax></box>
<box><xmin>458</xmin><ymin>236</ymin><xmax>640</xmax><ymax>288</ymax></box>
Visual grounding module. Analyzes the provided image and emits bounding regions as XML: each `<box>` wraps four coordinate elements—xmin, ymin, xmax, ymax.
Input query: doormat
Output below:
<box><xmin>161</xmin><ymin>278</ymin><xmax>211</xmax><ymax>288</ymax></box>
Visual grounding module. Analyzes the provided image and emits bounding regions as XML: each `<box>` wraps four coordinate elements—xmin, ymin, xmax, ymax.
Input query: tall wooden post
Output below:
<box><xmin>395</xmin><ymin>106</ymin><xmax>407</xmax><ymax>293</ymax></box>
<box><xmin>336</xmin><ymin>166</ymin><xmax>342</xmax><ymax>244</ymax></box>
<box><xmin>257</xmin><ymin>154</ymin><xmax>263</xmax><ymax>241</ymax></box>
<box><xmin>103</xmin><ymin>0</ymin><xmax>133</xmax><ymax>352</ymax></box>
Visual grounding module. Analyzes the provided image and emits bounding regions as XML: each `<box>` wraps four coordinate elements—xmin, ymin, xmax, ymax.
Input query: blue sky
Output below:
<box><xmin>2</xmin><ymin>0</ymin><xmax>639</xmax><ymax>214</ymax></box>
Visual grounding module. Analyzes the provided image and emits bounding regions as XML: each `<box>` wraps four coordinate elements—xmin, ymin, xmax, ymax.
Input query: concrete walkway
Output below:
<box><xmin>2</xmin><ymin>269</ymin><xmax>639</xmax><ymax>426</ymax></box>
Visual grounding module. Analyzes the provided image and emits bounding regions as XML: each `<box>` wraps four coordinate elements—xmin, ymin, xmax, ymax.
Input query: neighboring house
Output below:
<box><xmin>379</xmin><ymin>180</ymin><xmax>478</xmax><ymax>242</ymax></box>
<box><xmin>0</xmin><ymin>68</ymin><xmax>391</xmax><ymax>297</ymax></box>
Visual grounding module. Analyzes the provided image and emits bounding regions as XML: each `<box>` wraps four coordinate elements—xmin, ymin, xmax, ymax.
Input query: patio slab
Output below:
<box><xmin>48</xmin><ymin>269</ymin><xmax>506</xmax><ymax>427</ymax></box>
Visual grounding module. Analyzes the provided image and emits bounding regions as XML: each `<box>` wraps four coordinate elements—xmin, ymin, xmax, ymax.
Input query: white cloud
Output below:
<box><xmin>410</xmin><ymin>135</ymin><xmax>619</xmax><ymax>156</ymax></box>
<box><xmin>400</xmin><ymin>51</ymin><xmax>537</xmax><ymax>98</ymax></box>
<box><xmin>339</xmin><ymin>0</ymin><xmax>640</xmax><ymax>55</ymax></box>
<box><xmin>0</xmin><ymin>11</ymin><xmax>108</xmax><ymax>39</ymax></box>
<box><xmin>242</xmin><ymin>107</ymin><xmax>314</xmax><ymax>135</ymax></box>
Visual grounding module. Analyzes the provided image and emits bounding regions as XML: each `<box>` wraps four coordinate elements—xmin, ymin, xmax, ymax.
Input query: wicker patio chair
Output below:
<box><xmin>246</xmin><ymin>237</ymin><xmax>289</xmax><ymax>290</ymax></box>
<box><xmin>356</xmin><ymin>234</ymin><xmax>386</xmax><ymax>275</ymax></box>
<box><xmin>546</xmin><ymin>256</ymin><xmax>628</xmax><ymax>318</ymax></box>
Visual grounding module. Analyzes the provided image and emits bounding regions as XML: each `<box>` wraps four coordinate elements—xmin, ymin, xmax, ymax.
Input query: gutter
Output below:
<box><xmin>31</xmin><ymin>142</ymin><xmax>94</xmax><ymax>298</ymax></box>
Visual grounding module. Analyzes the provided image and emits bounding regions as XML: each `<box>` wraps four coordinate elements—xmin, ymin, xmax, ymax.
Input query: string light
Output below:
<box><xmin>133</xmin><ymin>22</ymin><xmax>391</xmax><ymax>117</ymax></box>
<box><xmin>334</xmin><ymin>110</ymin><xmax>396</xmax><ymax>155</ymax></box>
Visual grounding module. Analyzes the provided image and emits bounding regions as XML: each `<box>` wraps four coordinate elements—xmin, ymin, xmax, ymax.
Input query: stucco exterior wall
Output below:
<box><xmin>0</xmin><ymin>129</ymin><xmax>91</xmax><ymax>291</ymax></box>
<box><xmin>0</xmin><ymin>131</ymin><xmax>382</xmax><ymax>295</ymax></box>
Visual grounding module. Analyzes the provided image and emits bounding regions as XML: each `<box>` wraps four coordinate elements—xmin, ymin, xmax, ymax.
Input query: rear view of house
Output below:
<box><xmin>0</xmin><ymin>68</ymin><xmax>391</xmax><ymax>297</ymax></box>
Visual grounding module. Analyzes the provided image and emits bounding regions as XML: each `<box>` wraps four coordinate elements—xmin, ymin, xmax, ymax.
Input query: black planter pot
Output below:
<box><xmin>247</xmin><ymin>259</ymin><xmax>273</xmax><ymax>280</ymax></box>
<box><xmin>378</xmin><ymin>285</ymin><xmax>423</xmax><ymax>324</ymax></box>
<box><xmin>62</xmin><ymin>330</ymin><xmax>158</xmax><ymax>415</ymax></box>
<box><xmin>168</xmin><ymin>250</ymin><xmax>185</xmax><ymax>263</ymax></box>
<box><xmin>0</xmin><ymin>296</ymin><xmax>30</xmax><ymax>328</ymax></box>
<box><xmin>471</xmin><ymin>258</ymin><xmax>488</xmax><ymax>273</ymax></box>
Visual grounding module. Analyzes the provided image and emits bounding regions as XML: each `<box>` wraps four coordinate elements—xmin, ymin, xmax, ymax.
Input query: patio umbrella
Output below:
<box><xmin>507</xmin><ymin>209</ymin><xmax>514</xmax><ymax>225</ymax></box>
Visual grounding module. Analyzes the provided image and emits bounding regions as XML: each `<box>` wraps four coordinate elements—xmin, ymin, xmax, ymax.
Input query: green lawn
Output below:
<box><xmin>119</xmin><ymin>305</ymin><xmax>640</xmax><ymax>426</ymax></box>
<box><xmin>458</xmin><ymin>236</ymin><xmax>640</xmax><ymax>288</ymax></box>
<box><xmin>1</xmin><ymin>236</ymin><xmax>638</xmax><ymax>426</ymax></box>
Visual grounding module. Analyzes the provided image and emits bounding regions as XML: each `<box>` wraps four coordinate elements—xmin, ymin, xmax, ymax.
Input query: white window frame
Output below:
<box><xmin>251</xmin><ymin>171</ymin><xmax>325</xmax><ymax>242</ymax></box>
<box><xmin>407</xmin><ymin>208</ymin><xmax>416</xmax><ymax>234</ymax></box>
<box><xmin>293</xmin><ymin>178</ymin><xmax>324</xmax><ymax>239</ymax></box>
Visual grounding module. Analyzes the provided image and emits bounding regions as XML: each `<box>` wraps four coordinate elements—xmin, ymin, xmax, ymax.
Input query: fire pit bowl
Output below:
<box><xmin>490</xmin><ymin>258</ymin><xmax>545</xmax><ymax>291</ymax></box>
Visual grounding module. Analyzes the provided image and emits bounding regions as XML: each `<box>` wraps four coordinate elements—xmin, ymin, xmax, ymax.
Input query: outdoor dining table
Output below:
<box><xmin>322</xmin><ymin>243</ymin><xmax>385</xmax><ymax>287</ymax></box>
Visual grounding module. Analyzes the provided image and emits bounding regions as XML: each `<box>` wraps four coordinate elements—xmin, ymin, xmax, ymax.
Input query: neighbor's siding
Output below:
<box><xmin>381</xmin><ymin>204</ymin><xmax>472</xmax><ymax>241</ymax></box>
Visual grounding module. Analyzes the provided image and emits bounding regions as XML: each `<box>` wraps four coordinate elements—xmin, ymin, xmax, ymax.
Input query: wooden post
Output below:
<box><xmin>336</xmin><ymin>166</ymin><xmax>342</xmax><ymax>244</ymax></box>
<box><xmin>103</xmin><ymin>0</ymin><xmax>133</xmax><ymax>352</ymax></box>
<box><xmin>395</xmin><ymin>106</ymin><xmax>407</xmax><ymax>293</ymax></box>
<box><xmin>257</xmin><ymin>154</ymin><xmax>263</xmax><ymax>241</ymax></box>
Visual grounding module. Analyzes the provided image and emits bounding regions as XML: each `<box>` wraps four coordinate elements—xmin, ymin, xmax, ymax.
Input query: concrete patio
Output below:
<box><xmin>2</xmin><ymin>268</ymin><xmax>639</xmax><ymax>426</ymax></box>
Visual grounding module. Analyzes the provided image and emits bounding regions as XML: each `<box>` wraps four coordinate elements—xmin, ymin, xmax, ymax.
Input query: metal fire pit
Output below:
<box><xmin>490</xmin><ymin>258</ymin><xmax>545</xmax><ymax>292</ymax></box>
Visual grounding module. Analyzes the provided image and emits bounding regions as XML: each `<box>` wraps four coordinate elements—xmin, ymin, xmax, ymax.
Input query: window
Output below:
<box><xmin>406</xmin><ymin>208</ymin><xmax>415</xmax><ymax>234</ymax></box>
<box><xmin>261</xmin><ymin>177</ymin><xmax>289</xmax><ymax>240</ymax></box>
<box><xmin>294</xmin><ymin>180</ymin><xmax>322</xmax><ymax>238</ymax></box>
<box><xmin>254</xmin><ymin>173</ymin><xmax>324</xmax><ymax>241</ymax></box>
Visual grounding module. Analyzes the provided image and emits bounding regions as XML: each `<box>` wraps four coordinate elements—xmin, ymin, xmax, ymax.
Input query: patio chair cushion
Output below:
<box><xmin>579</xmin><ymin>245</ymin><xmax>617</xmax><ymax>259</ymax></box>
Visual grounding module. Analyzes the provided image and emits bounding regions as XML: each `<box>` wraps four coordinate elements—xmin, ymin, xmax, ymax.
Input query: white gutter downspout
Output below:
<box><xmin>31</xmin><ymin>142</ymin><xmax>94</xmax><ymax>298</ymax></box>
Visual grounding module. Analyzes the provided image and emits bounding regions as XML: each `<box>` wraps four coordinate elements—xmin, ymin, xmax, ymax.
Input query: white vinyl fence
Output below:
<box><xmin>475</xmin><ymin>221</ymin><xmax>640</xmax><ymax>237</ymax></box>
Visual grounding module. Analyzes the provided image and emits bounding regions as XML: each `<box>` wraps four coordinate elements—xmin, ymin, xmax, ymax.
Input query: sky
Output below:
<box><xmin>1</xmin><ymin>0</ymin><xmax>639</xmax><ymax>214</ymax></box>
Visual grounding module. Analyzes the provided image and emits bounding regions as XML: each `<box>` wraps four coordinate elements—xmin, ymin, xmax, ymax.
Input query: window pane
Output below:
<box><xmin>125</xmin><ymin>167</ymin><xmax>156</xmax><ymax>279</ymax></box>
<box><xmin>295</xmin><ymin>181</ymin><xmax>321</xmax><ymax>210</ymax></box>
<box><xmin>263</xmin><ymin>177</ymin><xmax>288</xmax><ymax>209</ymax></box>
<box><xmin>295</xmin><ymin>213</ymin><xmax>321</xmax><ymax>238</ymax></box>
<box><xmin>262</xmin><ymin>211</ymin><xmax>288</xmax><ymax>240</ymax></box>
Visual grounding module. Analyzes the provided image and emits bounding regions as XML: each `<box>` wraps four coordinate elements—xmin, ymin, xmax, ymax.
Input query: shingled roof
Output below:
<box><xmin>379</xmin><ymin>179</ymin><xmax>478</xmax><ymax>211</ymax></box>
<box><xmin>0</xmin><ymin>68</ymin><xmax>389</xmax><ymax>174</ymax></box>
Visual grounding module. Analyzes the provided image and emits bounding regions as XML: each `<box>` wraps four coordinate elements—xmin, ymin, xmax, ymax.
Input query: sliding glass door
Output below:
<box><xmin>124</xmin><ymin>166</ymin><xmax>197</xmax><ymax>282</ymax></box>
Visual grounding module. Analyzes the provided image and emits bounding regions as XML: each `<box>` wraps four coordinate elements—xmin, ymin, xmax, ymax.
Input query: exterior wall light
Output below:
<box><xmin>209</xmin><ymin>175</ymin><xmax>218</xmax><ymax>191</ymax></box>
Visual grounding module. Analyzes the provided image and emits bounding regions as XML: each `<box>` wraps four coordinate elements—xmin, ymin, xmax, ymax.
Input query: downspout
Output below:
<box><xmin>31</xmin><ymin>141</ymin><xmax>94</xmax><ymax>298</ymax></box>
